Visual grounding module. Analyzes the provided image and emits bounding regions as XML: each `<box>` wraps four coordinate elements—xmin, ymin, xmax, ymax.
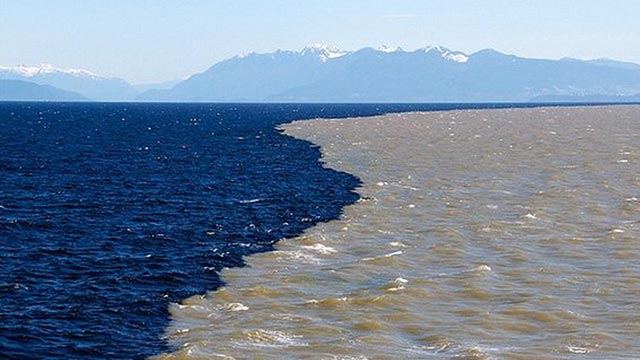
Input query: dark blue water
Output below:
<box><xmin>0</xmin><ymin>102</ymin><xmax>552</xmax><ymax>359</ymax></box>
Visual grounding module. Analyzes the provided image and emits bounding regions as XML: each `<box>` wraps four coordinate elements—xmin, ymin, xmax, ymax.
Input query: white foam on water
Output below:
<box><xmin>361</xmin><ymin>250</ymin><xmax>402</xmax><ymax>261</ymax></box>
<box><xmin>219</xmin><ymin>303</ymin><xmax>249</xmax><ymax>312</ymax></box>
<box><xmin>238</xmin><ymin>198</ymin><xmax>264</xmax><ymax>204</ymax></box>
<box><xmin>567</xmin><ymin>345</ymin><xmax>592</xmax><ymax>354</ymax></box>
<box><xmin>237</xmin><ymin>329</ymin><xmax>307</xmax><ymax>348</ymax></box>
<box><xmin>383</xmin><ymin>250</ymin><xmax>403</xmax><ymax>257</ymax></box>
<box><xmin>474</xmin><ymin>264</ymin><xmax>492</xmax><ymax>273</ymax></box>
<box><xmin>301</xmin><ymin>243</ymin><xmax>338</xmax><ymax>254</ymax></box>
<box><xmin>272</xmin><ymin>250</ymin><xmax>321</xmax><ymax>263</ymax></box>
<box><xmin>385</xmin><ymin>277</ymin><xmax>409</xmax><ymax>292</ymax></box>
<box><xmin>389</xmin><ymin>241</ymin><xmax>407</xmax><ymax>247</ymax></box>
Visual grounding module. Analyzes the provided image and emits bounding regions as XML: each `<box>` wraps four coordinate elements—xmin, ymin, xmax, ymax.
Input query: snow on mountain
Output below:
<box><xmin>0</xmin><ymin>64</ymin><xmax>103</xmax><ymax>79</ymax></box>
<box><xmin>419</xmin><ymin>45</ymin><xmax>469</xmax><ymax>63</ymax></box>
<box><xmin>301</xmin><ymin>43</ymin><xmax>349</xmax><ymax>62</ymax></box>
<box><xmin>133</xmin><ymin>44</ymin><xmax>640</xmax><ymax>102</ymax></box>
<box><xmin>0</xmin><ymin>63</ymin><xmax>136</xmax><ymax>100</ymax></box>
<box><xmin>444</xmin><ymin>52</ymin><xmax>469</xmax><ymax>63</ymax></box>
<box><xmin>376</xmin><ymin>45</ymin><xmax>403</xmax><ymax>53</ymax></box>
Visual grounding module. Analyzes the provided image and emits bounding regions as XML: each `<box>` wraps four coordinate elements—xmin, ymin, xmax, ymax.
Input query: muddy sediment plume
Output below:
<box><xmin>157</xmin><ymin>106</ymin><xmax>640</xmax><ymax>360</ymax></box>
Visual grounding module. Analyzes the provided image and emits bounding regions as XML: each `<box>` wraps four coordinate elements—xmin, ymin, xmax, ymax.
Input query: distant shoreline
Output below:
<box><xmin>2</xmin><ymin>99</ymin><xmax>640</xmax><ymax>105</ymax></box>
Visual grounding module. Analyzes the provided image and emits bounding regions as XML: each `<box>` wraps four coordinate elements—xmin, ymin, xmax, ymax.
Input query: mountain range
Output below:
<box><xmin>2</xmin><ymin>45</ymin><xmax>640</xmax><ymax>102</ymax></box>
<box><xmin>0</xmin><ymin>79</ymin><xmax>87</xmax><ymax>101</ymax></box>
<box><xmin>0</xmin><ymin>64</ymin><xmax>136</xmax><ymax>100</ymax></box>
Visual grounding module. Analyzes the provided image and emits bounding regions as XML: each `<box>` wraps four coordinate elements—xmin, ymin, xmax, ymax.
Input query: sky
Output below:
<box><xmin>2</xmin><ymin>0</ymin><xmax>639</xmax><ymax>84</ymax></box>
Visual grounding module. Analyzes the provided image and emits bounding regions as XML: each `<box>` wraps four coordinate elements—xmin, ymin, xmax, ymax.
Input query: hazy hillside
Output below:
<box><xmin>137</xmin><ymin>45</ymin><xmax>640</xmax><ymax>102</ymax></box>
<box><xmin>0</xmin><ymin>79</ymin><xmax>87</xmax><ymax>101</ymax></box>
<box><xmin>0</xmin><ymin>64</ymin><xmax>136</xmax><ymax>100</ymax></box>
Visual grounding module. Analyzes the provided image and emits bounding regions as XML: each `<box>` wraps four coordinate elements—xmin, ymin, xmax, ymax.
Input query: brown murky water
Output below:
<box><xmin>154</xmin><ymin>106</ymin><xmax>640</xmax><ymax>359</ymax></box>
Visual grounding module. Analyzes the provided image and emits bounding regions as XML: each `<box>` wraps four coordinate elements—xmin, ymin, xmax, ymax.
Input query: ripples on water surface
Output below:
<box><xmin>158</xmin><ymin>106</ymin><xmax>640</xmax><ymax>360</ymax></box>
<box><xmin>1</xmin><ymin>102</ymin><xmax>540</xmax><ymax>359</ymax></box>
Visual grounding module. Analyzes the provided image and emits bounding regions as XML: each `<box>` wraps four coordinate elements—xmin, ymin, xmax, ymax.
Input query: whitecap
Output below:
<box><xmin>474</xmin><ymin>264</ymin><xmax>492</xmax><ymax>272</ymax></box>
<box><xmin>273</xmin><ymin>250</ymin><xmax>321</xmax><ymax>263</ymax></box>
<box><xmin>219</xmin><ymin>302</ymin><xmax>249</xmax><ymax>311</ymax></box>
<box><xmin>361</xmin><ymin>250</ymin><xmax>402</xmax><ymax>262</ymax></box>
<box><xmin>239</xmin><ymin>329</ymin><xmax>307</xmax><ymax>348</ymax></box>
<box><xmin>238</xmin><ymin>198</ymin><xmax>264</xmax><ymax>204</ymax></box>
<box><xmin>384</xmin><ymin>250</ymin><xmax>403</xmax><ymax>257</ymax></box>
<box><xmin>389</xmin><ymin>241</ymin><xmax>407</xmax><ymax>247</ymax></box>
<box><xmin>567</xmin><ymin>345</ymin><xmax>591</xmax><ymax>354</ymax></box>
<box><xmin>301</xmin><ymin>243</ymin><xmax>338</xmax><ymax>254</ymax></box>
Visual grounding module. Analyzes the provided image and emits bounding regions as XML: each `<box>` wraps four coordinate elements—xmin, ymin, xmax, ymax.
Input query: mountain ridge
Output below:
<box><xmin>137</xmin><ymin>45</ymin><xmax>640</xmax><ymax>102</ymax></box>
<box><xmin>0</xmin><ymin>64</ymin><xmax>136</xmax><ymax>100</ymax></box>
<box><xmin>0</xmin><ymin>79</ymin><xmax>88</xmax><ymax>101</ymax></box>
<box><xmin>3</xmin><ymin>46</ymin><xmax>640</xmax><ymax>102</ymax></box>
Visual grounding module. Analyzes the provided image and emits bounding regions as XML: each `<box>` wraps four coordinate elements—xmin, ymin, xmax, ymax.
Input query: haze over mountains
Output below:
<box><xmin>0</xmin><ymin>64</ymin><xmax>136</xmax><ymax>100</ymax></box>
<box><xmin>2</xmin><ymin>45</ymin><xmax>640</xmax><ymax>102</ymax></box>
<box><xmin>0</xmin><ymin>79</ymin><xmax>87</xmax><ymax>101</ymax></box>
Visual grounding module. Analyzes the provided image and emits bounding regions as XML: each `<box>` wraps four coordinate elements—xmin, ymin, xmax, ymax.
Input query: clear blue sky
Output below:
<box><xmin>2</xmin><ymin>0</ymin><xmax>639</xmax><ymax>84</ymax></box>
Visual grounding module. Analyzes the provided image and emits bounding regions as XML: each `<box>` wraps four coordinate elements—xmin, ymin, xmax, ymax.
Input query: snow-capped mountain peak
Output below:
<box><xmin>377</xmin><ymin>45</ymin><xmax>403</xmax><ymax>53</ymax></box>
<box><xmin>443</xmin><ymin>51</ymin><xmax>469</xmax><ymax>63</ymax></box>
<box><xmin>421</xmin><ymin>45</ymin><xmax>446</xmax><ymax>53</ymax></box>
<box><xmin>0</xmin><ymin>63</ymin><xmax>136</xmax><ymax>100</ymax></box>
<box><xmin>301</xmin><ymin>43</ymin><xmax>349</xmax><ymax>62</ymax></box>
<box><xmin>0</xmin><ymin>63</ymin><xmax>102</xmax><ymax>79</ymax></box>
<box><xmin>419</xmin><ymin>45</ymin><xmax>469</xmax><ymax>63</ymax></box>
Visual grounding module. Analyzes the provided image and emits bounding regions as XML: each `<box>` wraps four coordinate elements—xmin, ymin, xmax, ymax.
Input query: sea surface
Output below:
<box><xmin>153</xmin><ymin>106</ymin><xmax>639</xmax><ymax>360</ymax></box>
<box><xmin>0</xmin><ymin>102</ymin><xmax>545</xmax><ymax>359</ymax></box>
